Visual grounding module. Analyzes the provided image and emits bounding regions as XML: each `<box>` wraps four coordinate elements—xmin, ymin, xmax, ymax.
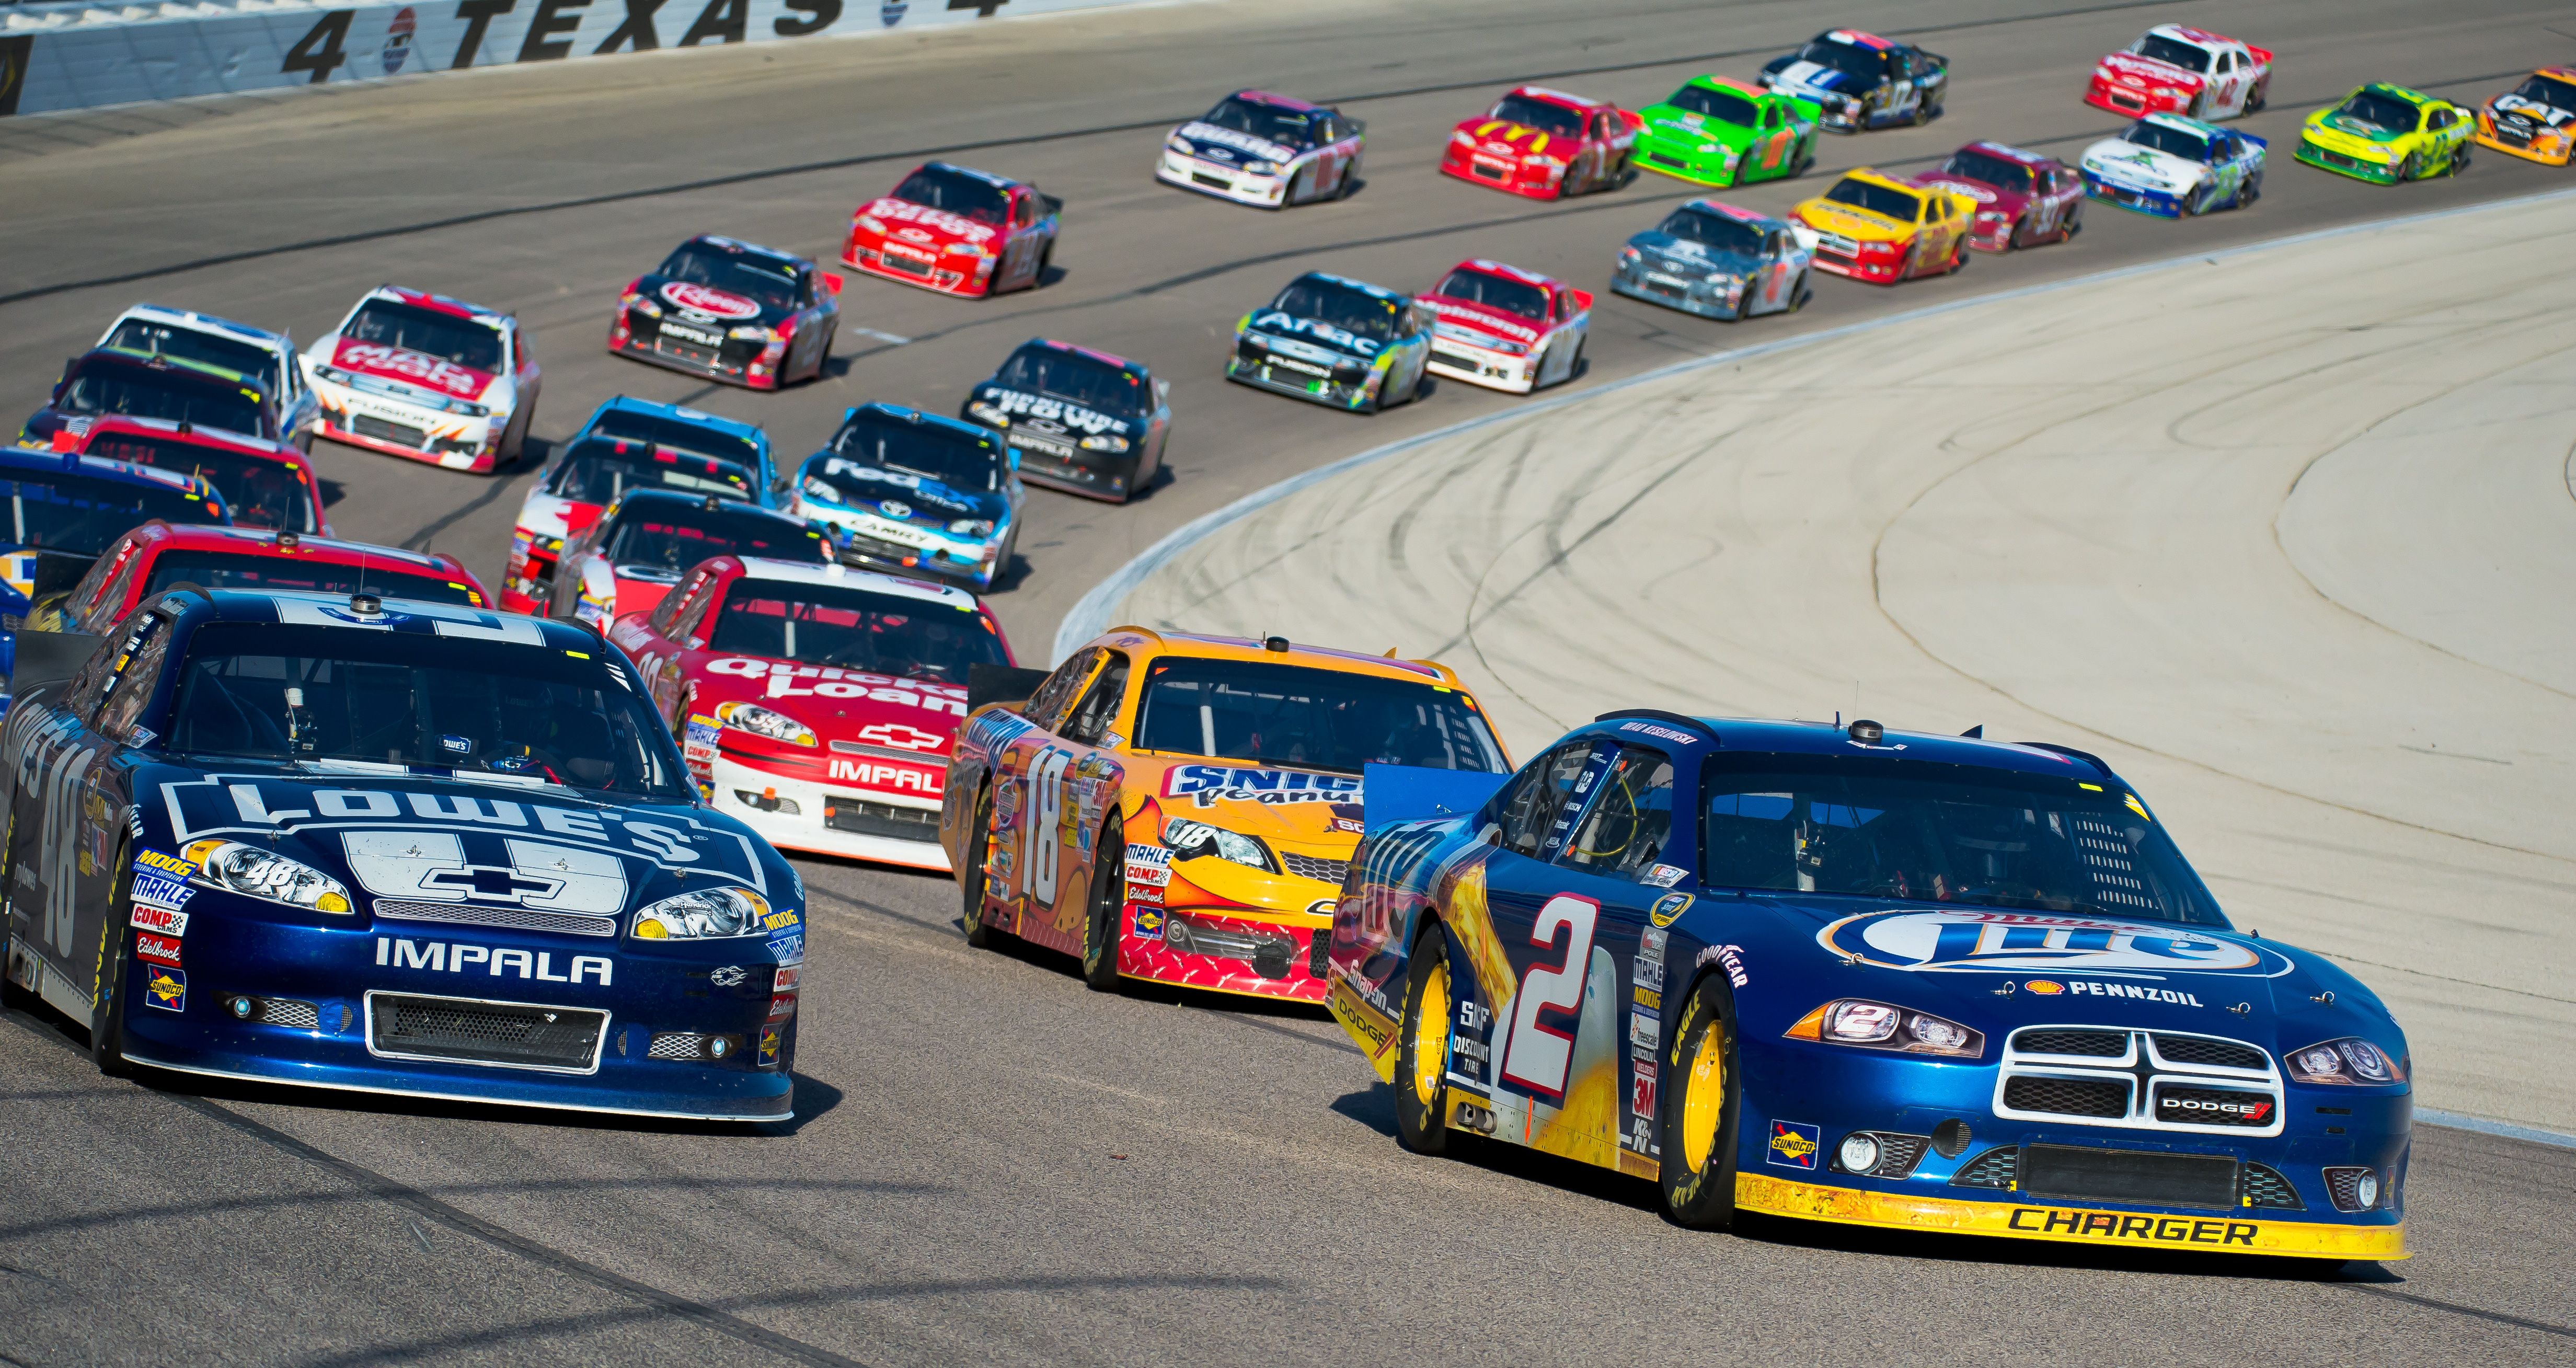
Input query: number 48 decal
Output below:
<box><xmin>1493</xmin><ymin>893</ymin><xmax>1600</xmax><ymax>1101</ymax></box>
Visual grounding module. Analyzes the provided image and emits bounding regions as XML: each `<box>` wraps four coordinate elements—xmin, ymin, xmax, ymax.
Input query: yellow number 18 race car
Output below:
<box><xmin>940</xmin><ymin>629</ymin><xmax>1510</xmax><ymax>1001</ymax></box>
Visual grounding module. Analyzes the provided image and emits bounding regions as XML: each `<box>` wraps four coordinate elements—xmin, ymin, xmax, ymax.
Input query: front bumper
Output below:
<box><xmin>608</xmin><ymin>313</ymin><xmax>785</xmax><ymax>390</ymax></box>
<box><xmin>2083</xmin><ymin>172</ymin><xmax>2191</xmax><ymax>217</ymax></box>
<box><xmin>310</xmin><ymin>382</ymin><xmax>498</xmax><ymax>472</ymax></box>
<box><xmin>2084</xmin><ymin>82</ymin><xmax>2187</xmax><ymax>120</ymax></box>
<box><xmin>1113</xmin><ymin>901</ymin><xmax>1331</xmax><ymax>1003</ymax></box>
<box><xmin>710</xmin><ymin>753</ymin><xmax>950</xmax><ymax>872</ymax></box>
<box><xmin>807</xmin><ymin>510</ymin><xmax>1001</xmax><ymax>588</ymax></box>
<box><xmin>1002</xmin><ymin>436</ymin><xmax>1142</xmax><ymax>502</ymax></box>
<box><xmin>1426</xmin><ymin>339</ymin><xmax>1540</xmax><ymax>393</ymax></box>
<box><xmin>1735</xmin><ymin>1173</ymin><xmax>2405</xmax><ymax>1259</ymax></box>
<box><xmin>1156</xmin><ymin>152</ymin><xmax>1291</xmax><ymax>206</ymax></box>
<box><xmin>844</xmin><ymin>240</ymin><xmax>988</xmax><ymax>297</ymax></box>
<box><xmin>1807</xmin><ymin>236</ymin><xmax>1908</xmax><ymax>283</ymax></box>
<box><xmin>1439</xmin><ymin>148</ymin><xmax>1559</xmax><ymax>198</ymax></box>
<box><xmin>2296</xmin><ymin>139</ymin><xmax>2403</xmax><ymax>183</ymax></box>
<box><xmin>2475</xmin><ymin>122</ymin><xmax>2573</xmax><ymax>165</ymax></box>
<box><xmin>1634</xmin><ymin>140</ymin><xmax>1740</xmax><ymax>186</ymax></box>
<box><xmin>1611</xmin><ymin>264</ymin><xmax>1748</xmax><ymax>319</ymax></box>
<box><xmin>1225</xmin><ymin>352</ymin><xmax>1378</xmax><ymax>410</ymax></box>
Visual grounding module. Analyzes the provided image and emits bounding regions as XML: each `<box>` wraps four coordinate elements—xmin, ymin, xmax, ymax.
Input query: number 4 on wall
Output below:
<box><xmin>283</xmin><ymin>10</ymin><xmax>355</xmax><ymax>84</ymax></box>
<box><xmin>1494</xmin><ymin>893</ymin><xmax>1600</xmax><ymax>1102</ymax></box>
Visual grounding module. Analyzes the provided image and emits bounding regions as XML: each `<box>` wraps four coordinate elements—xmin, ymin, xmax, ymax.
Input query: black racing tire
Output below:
<box><xmin>1393</xmin><ymin>921</ymin><xmax>1455</xmax><ymax>1155</ymax></box>
<box><xmin>812</xmin><ymin>325</ymin><xmax>834</xmax><ymax>383</ymax></box>
<box><xmin>1791</xmin><ymin>137</ymin><xmax>1815</xmax><ymax>176</ymax></box>
<box><xmin>1337</xmin><ymin>155</ymin><xmax>1362</xmax><ymax>201</ymax></box>
<box><xmin>1787</xmin><ymin>272</ymin><xmax>1811</xmax><ymax>313</ymax></box>
<box><xmin>2450</xmin><ymin>143</ymin><xmax>2471</xmax><ymax>176</ymax></box>
<box><xmin>2003</xmin><ymin>215</ymin><xmax>2025</xmax><ymax>252</ymax></box>
<box><xmin>1562</xmin><ymin>335</ymin><xmax>1585</xmax><ymax>383</ymax></box>
<box><xmin>2246</xmin><ymin>79</ymin><xmax>2268</xmax><ymax>113</ymax></box>
<box><xmin>1949</xmin><ymin>237</ymin><xmax>1970</xmax><ymax>274</ymax></box>
<box><xmin>91</xmin><ymin>840</ymin><xmax>136</xmax><ymax>1077</ymax></box>
<box><xmin>2187</xmin><ymin>181</ymin><xmax>2214</xmax><ymax>217</ymax></box>
<box><xmin>961</xmin><ymin>786</ymin><xmax>1003</xmax><ymax>949</ymax></box>
<box><xmin>2061</xmin><ymin>204</ymin><xmax>2083</xmax><ymax>241</ymax></box>
<box><xmin>2238</xmin><ymin>172</ymin><xmax>2261</xmax><ymax>209</ymax></box>
<box><xmin>1658</xmin><ymin>972</ymin><xmax>1743</xmax><ymax>1230</ymax></box>
<box><xmin>2401</xmin><ymin>152</ymin><xmax>2422</xmax><ymax>183</ymax></box>
<box><xmin>2187</xmin><ymin>90</ymin><xmax>2206</xmax><ymax>121</ymax></box>
<box><xmin>1078</xmin><ymin>823</ymin><xmax>1125</xmax><ymax>993</ymax></box>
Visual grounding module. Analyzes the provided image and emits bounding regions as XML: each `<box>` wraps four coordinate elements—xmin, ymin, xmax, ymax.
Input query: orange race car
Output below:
<box><xmin>2474</xmin><ymin>66</ymin><xmax>2576</xmax><ymax>166</ymax></box>
<box><xmin>939</xmin><ymin>629</ymin><xmax>1511</xmax><ymax>1002</ymax></box>
<box><xmin>1789</xmin><ymin>167</ymin><xmax>1978</xmax><ymax>284</ymax></box>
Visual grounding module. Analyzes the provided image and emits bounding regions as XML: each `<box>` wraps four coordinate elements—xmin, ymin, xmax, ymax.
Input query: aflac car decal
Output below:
<box><xmin>1816</xmin><ymin>910</ymin><xmax>2290</xmax><ymax>978</ymax></box>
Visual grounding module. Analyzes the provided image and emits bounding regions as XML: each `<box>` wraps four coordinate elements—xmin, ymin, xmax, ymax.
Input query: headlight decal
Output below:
<box><xmin>632</xmin><ymin>885</ymin><xmax>775</xmax><ymax>940</ymax></box>
<box><xmin>1785</xmin><ymin>998</ymin><xmax>1983</xmax><ymax>1057</ymax></box>
<box><xmin>180</xmin><ymin>839</ymin><xmax>353</xmax><ymax>915</ymax></box>
<box><xmin>1162</xmin><ymin>818</ymin><xmax>1278</xmax><ymax>873</ymax></box>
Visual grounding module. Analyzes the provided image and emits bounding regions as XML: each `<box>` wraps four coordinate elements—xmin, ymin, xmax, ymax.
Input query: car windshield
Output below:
<box><xmin>77</xmin><ymin>432</ymin><xmax>314</xmax><ymax>533</ymax></box>
<box><xmin>890</xmin><ymin>165</ymin><xmax>1010</xmax><ymax>225</ymax></box>
<box><xmin>1823</xmin><ymin>177</ymin><xmax>1922</xmax><ymax>221</ymax></box>
<box><xmin>344</xmin><ymin>300</ymin><xmax>504</xmax><ymax>373</ymax></box>
<box><xmin>1665</xmin><ymin>83</ymin><xmax>1761</xmax><ymax>127</ymax></box>
<box><xmin>2122</xmin><ymin>121</ymin><xmax>2215</xmax><ymax>159</ymax></box>
<box><xmin>1200</xmin><ymin>95</ymin><xmax>1320</xmax><ymax>149</ymax></box>
<box><xmin>1701</xmin><ymin>755</ymin><xmax>2226</xmax><ymax>925</ymax></box>
<box><xmin>654</xmin><ymin>242</ymin><xmax>802</xmax><ymax>312</ymax></box>
<box><xmin>58</xmin><ymin>361</ymin><xmax>268</xmax><ymax>439</ymax></box>
<box><xmin>1133</xmin><ymin>658</ymin><xmax>1508</xmax><ymax>775</ymax></box>
<box><xmin>1797</xmin><ymin>37</ymin><xmax>1888</xmax><ymax>82</ymax></box>
<box><xmin>548</xmin><ymin>436</ymin><xmax>757</xmax><ymax>505</ymax></box>
<box><xmin>605</xmin><ymin>507</ymin><xmax>826</xmax><ymax>576</ymax></box>
<box><xmin>139</xmin><ymin>551</ymin><xmax>484</xmax><ymax>608</ymax></box>
<box><xmin>2332</xmin><ymin>91</ymin><xmax>2420</xmax><ymax>133</ymax></box>
<box><xmin>1655</xmin><ymin>207</ymin><xmax>1767</xmax><ymax>255</ymax></box>
<box><xmin>993</xmin><ymin>347</ymin><xmax>1146</xmax><ymax>413</ymax></box>
<box><xmin>1432</xmin><ymin>269</ymin><xmax>1550</xmax><ymax>320</ymax></box>
<box><xmin>707</xmin><ymin>581</ymin><xmax>1008</xmax><ymax>683</ymax></box>
<box><xmin>2513</xmin><ymin>75</ymin><xmax>2576</xmax><ymax>109</ymax></box>
<box><xmin>0</xmin><ymin>471</ymin><xmax>224</xmax><ymax>556</ymax></box>
<box><xmin>165</xmin><ymin>622</ymin><xmax>687</xmax><ymax>798</ymax></box>
<box><xmin>1489</xmin><ymin>94</ymin><xmax>1583</xmax><ymax>136</ymax></box>
<box><xmin>826</xmin><ymin>413</ymin><xmax>1006</xmax><ymax>493</ymax></box>
<box><xmin>585</xmin><ymin>409</ymin><xmax>761</xmax><ymax>468</ymax></box>
<box><xmin>2133</xmin><ymin>33</ymin><xmax>2213</xmax><ymax>72</ymax></box>
<box><xmin>101</xmin><ymin>321</ymin><xmax>279</xmax><ymax>392</ymax></box>
<box><xmin>1941</xmin><ymin>149</ymin><xmax>2034</xmax><ymax>193</ymax></box>
<box><xmin>1268</xmin><ymin>280</ymin><xmax>1403</xmax><ymax>344</ymax></box>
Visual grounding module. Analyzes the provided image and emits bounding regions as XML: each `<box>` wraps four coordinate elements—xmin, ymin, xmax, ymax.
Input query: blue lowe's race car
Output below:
<box><xmin>1327</xmin><ymin>714</ymin><xmax>2410</xmax><ymax>1261</ymax></box>
<box><xmin>790</xmin><ymin>404</ymin><xmax>1024</xmax><ymax>594</ymax></box>
<box><xmin>1226</xmin><ymin>272</ymin><xmax>1434</xmax><ymax>414</ymax></box>
<box><xmin>0</xmin><ymin>588</ymin><xmax>805</xmax><ymax>1121</ymax></box>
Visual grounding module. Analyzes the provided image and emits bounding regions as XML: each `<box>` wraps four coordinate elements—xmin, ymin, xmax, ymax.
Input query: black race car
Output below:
<box><xmin>0</xmin><ymin>588</ymin><xmax>807</xmax><ymax>1120</ymax></box>
<box><xmin>1759</xmin><ymin>29</ymin><xmax>1949</xmax><ymax>133</ymax></box>
<box><xmin>609</xmin><ymin>235</ymin><xmax>843</xmax><ymax>392</ymax></box>
<box><xmin>961</xmin><ymin>339</ymin><xmax>1171</xmax><ymax>503</ymax></box>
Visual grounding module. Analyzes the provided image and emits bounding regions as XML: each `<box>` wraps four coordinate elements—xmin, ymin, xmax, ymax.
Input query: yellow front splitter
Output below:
<box><xmin>1738</xmin><ymin>1172</ymin><xmax>2407</xmax><ymax>1260</ymax></box>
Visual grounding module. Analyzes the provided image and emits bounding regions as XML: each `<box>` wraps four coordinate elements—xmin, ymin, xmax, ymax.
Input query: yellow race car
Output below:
<box><xmin>940</xmin><ymin>628</ymin><xmax>1511</xmax><ymax>1002</ymax></box>
<box><xmin>2295</xmin><ymin>82</ymin><xmax>2474</xmax><ymax>183</ymax></box>
<box><xmin>1788</xmin><ymin>168</ymin><xmax>1977</xmax><ymax>284</ymax></box>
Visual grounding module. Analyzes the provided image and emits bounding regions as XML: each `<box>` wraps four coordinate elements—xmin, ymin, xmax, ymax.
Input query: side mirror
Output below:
<box><xmin>822</xmin><ymin>272</ymin><xmax>843</xmax><ymax>295</ymax></box>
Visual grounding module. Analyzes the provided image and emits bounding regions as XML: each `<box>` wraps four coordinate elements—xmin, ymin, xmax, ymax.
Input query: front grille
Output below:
<box><xmin>1431</xmin><ymin>346</ymin><xmax>1484</xmax><ymax>369</ymax></box>
<box><xmin>2004</xmin><ymin>1074</ymin><xmax>2129</xmax><ymax>1118</ymax></box>
<box><xmin>2490</xmin><ymin>127</ymin><xmax>2531</xmax><ymax>147</ymax></box>
<box><xmin>654</xmin><ymin>337</ymin><xmax>721</xmax><ymax>367</ymax></box>
<box><xmin>878</xmin><ymin>248</ymin><xmax>935</xmax><ymax>277</ymax></box>
<box><xmin>2019</xmin><ymin>1144</ymin><xmax>2239</xmax><ymax>1209</ymax></box>
<box><xmin>2241</xmin><ymin>1162</ymin><xmax>2304</xmax><ymax>1210</ymax></box>
<box><xmin>2015</xmin><ymin>1029</ymin><xmax>2128</xmax><ymax>1057</ymax></box>
<box><xmin>1165</xmin><ymin>916</ymin><xmax>1294</xmax><ymax>969</ymax></box>
<box><xmin>373</xmin><ymin>900</ymin><xmax>619</xmax><ymax>938</ymax></box>
<box><xmin>349</xmin><ymin>414</ymin><xmax>426</xmax><ymax>450</ymax></box>
<box><xmin>1308</xmin><ymin>930</ymin><xmax>1331</xmax><ymax>978</ymax></box>
<box><xmin>2152</xmin><ymin>1034</ymin><xmax>2268</xmax><ymax>1070</ymax></box>
<box><xmin>646</xmin><ymin>1031</ymin><xmax>740</xmax><ymax>1061</ymax></box>
<box><xmin>2153</xmin><ymin>1084</ymin><xmax>2278</xmax><ymax>1127</ymax></box>
<box><xmin>367</xmin><ymin>992</ymin><xmax>607</xmax><ymax>1072</ymax></box>
<box><xmin>255</xmin><ymin>998</ymin><xmax>321</xmax><ymax>1029</ymax></box>
<box><xmin>1281</xmin><ymin>852</ymin><xmax>1349</xmax><ymax>885</ymax></box>
<box><xmin>1191</xmin><ymin>172</ymin><xmax>1232</xmax><ymax>189</ymax></box>
<box><xmin>2305</xmin><ymin>146</ymin><xmax>2376</xmax><ymax>173</ymax></box>
<box><xmin>824</xmin><ymin>797</ymin><xmax>940</xmax><ymax>843</ymax></box>
<box><xmin>1470</xmin><ymin>159</ymin><xmax>1511</xmax><ymax>180</ymax></box>
<box><xmin>1647</xmin><ymin>152</ymin><xmax>1685</xmax><ymax>168</ymax></box>
<box><xmin>1951</xmin><ymin>1145</ymin><xmax>2019</xmax><ymax>1188</ymax></box>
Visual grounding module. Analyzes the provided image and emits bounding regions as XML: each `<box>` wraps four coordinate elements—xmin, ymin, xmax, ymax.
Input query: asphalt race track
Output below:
<box><xmin>5</xmin><ymin>0</ymin><xmax>2576</xmax><ymax>1362</ymax></box>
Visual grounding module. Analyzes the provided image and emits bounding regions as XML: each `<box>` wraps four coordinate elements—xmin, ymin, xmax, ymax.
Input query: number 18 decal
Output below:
<box><xmin>1496</xmin><ymin>893</ymin><xmax>1600</xmax><ymax>1101</ymax></box>
<box><xmin>1021</xmin><ymin>746</ymin><xmax>1071</xmax><ymax>906</ymax></box>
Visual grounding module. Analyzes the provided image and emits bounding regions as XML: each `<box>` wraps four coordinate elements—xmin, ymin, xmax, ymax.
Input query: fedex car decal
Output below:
<box><xmin>1818</xmin><ymin>910</ymin><xmax>2290</xmax><ymax>978</ymax></box>
<box><xmin>659</xmin><ymin>282</ymin><xmax>762</xmax><ymax>320</ymax></box>
<box><xmin>1162</xmin><ymin>765</ymin><xmax>1364</xmax><ymax>804</ymax></box>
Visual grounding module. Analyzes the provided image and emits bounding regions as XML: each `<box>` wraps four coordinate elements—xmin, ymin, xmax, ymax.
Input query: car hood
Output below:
<box><xmin>2489</xmin><ymin>93</ymin><xmax>2575</xmax><ymax>129</ymax></box>
<box><xmin>1138</xmin><ymin>758</ymin><xmax>1368</xmax><ymax>846</ymax></box>
<box><xmin>856</xmin><ymin>196</ymin><xmax>1000</xmax><ymax>247</ymax></box>
<box><xmin>1908</xmin><ymin>173</ymin><xmax>2033</xmax><ymax>216</ymax></box>
<box><xmin>687</xmin><ymin>653</ymin><xmax>969</xmax><ymax>755</ymax></box>
<box><xmin>1422</xmin><ymin>295</ymin><xmax>1548</xmax><ymax>348</ymax></box>
<box><xmin>1242</xmin><ymin>308</ymin><xmax>1388</xmax><ymax>360</ymax></box>
<box><xmin>637</xmin><ymin>274</ymin><xmax>799</xmax><ymax>329</ymax></box>
<box><xmin>1624</xmin><ymin>231</ymin><xmax>1762</xmax><ymax>275</ymax></box>
<box><xmin>1638</xmin><ymin>104</ymin><xmax>1754</xmax><ymax>146</ymax></box>
<box><xmin>1794</xmin><ymin>199</ymin><xmax>1916</xmax><ymax>242</ymax></box>
<box><xmin>2081</xmin><ymin>139</ymin><xmax>2205</xmax><ymax>185</ymax></box>
<box><xmin>1172</xmin><ymin>120</ymin><xmax>1300</xmax><ymax>163</ymax></box>
<box><xmin>2098</xmin><ymin>51</ymin><xmax>2209</xmax><ymax>91</ymax></box>
<box><xmin>1769</xmin><ymin>61</ymin><xmax>1859</xmax><ymax>95</ymax></box>
<box><xmin>143</xmin><ymin>768</ymin><xmax>796</xmax><ymax>924</ymax></box>
<box><xmin>2304</xmin><ymin>111</ymin><xmax>2411</xmax><ymax>146</ymax></box>
<box><xmin>325</xmin><ymin>336</ymin><xmax>498</xmax><ymax>402</ymax></box>
<box><xmin>1451</xmin><ymin>117</ymin><xmax>1576</xmax><ymax>159</ymax></box>
<box><xmin>804</xmin><ymin>456</ymin><xmax>1003</xmax><ymax>524</ymax></box>
<box><xmin>968</xmin><ymin>381</ymin><xmax>1139</xmax><ymax>439</ymax></box>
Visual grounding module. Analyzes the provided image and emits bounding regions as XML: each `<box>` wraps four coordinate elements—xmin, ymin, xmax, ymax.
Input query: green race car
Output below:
<box><xmin>1634</xmin><ymin>75</ymin><xmax>1820</xmax><ymax>187</ymax></box>
<box><xmin>2295</xmin><ymin>82</ymin><xmax>2474</xmax><ymax>183</ymax></box>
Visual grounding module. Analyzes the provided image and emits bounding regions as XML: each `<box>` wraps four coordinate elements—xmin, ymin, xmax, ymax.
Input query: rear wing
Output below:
<box><xmin>1362</xmin><ymin>762</ymin><xmax>1510</xmax><ymax>833</ymax></box>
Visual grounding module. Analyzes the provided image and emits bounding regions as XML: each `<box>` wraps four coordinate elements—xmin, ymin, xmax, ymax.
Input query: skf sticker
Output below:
<box><xmin>1133</xmin><ymin>906</ymin><xmax>1165</xmax><ymax>940</ymax></box>
<box><xmin>133</xmin><ymin>849</ymin><xmax>194</xmax><ymax>879</ymax></box>
<box><xmin>1642</xmin><ymin>864</ymin><xmax>1689</xmax><ymax>889</ymax></box>
<box><xmin>1648</xmin><ymin>891</ymin><xmax>1693</xmax><ymax>927</ymax></box>
<box><xmin>1767</xmin><ymin>1120</ymin><xmax>1821</xmax><ymax>1170</ymax></box>
<box><xmin>130</xmin><ymin>904</ymin><xmax>190</xmax><ymax>937</ymax></box>
<box><xmin>758</xmin><ymin>1025</ymin><xmax>781</xmax><ymax>1067</ymax></box>
<box><xmin>1628</xmin><ymin>1008</ymin><xmax>1660</xmax><ymax>1054</ymax></box>
<box><xmin>136</xmin><ymin>932</ymin><xmax>183</xmax><ymax>967</ymax></box>
<box><xmin>144</xmin><ymin>964</ymin><xmax>187</xmax><ymax>1013</ymax></box>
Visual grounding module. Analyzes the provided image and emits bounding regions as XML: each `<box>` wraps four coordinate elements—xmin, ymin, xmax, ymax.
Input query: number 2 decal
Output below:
<box><xmin>1497</xmin><ymin>893</ymin><xmax>1601</xmax><ymax>1100</ymax></box>
<box><xmin>1020</xmin><ymin>747</ymin><xmax>1071</xmax><ymax>906</ymax></box>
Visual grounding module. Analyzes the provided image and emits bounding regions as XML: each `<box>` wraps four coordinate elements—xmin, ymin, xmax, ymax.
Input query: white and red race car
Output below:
<box><xmin>302</xmin><ymin>285</ymin><xmax>540</xmax><ymax>474</ymax></box>
<box><xmin>2084</xmin><ymin>25</ymin><xmax>2272</xmax><ymax>122</ymax></box>
<box><xmin>608</xmin><ymin>555</ymin><xmax>1017</xmax><ymax>871</ymax></box>
<box><xmin>843</xmin><ymin>162</ymin><xmax>1062</xmax><ymax>299</ymax></box>
<box><xmin>1419</xmin><ymin>258</ymin><xmax>1591</xmax><ymax>395</ymax></box>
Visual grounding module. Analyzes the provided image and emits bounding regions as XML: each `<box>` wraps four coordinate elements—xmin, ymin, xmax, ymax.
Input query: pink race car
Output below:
<box><xmin>1910</xmin><ymin>142</ymin><xmax>2086</xmax><ymax>252</ymax></box>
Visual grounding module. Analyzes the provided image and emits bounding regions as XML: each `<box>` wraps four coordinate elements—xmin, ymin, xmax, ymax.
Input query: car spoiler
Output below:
<box><xmin>6</xmin><ymin>628</ymin><xmax>105</xmax><ymax>702</ymax></box>
<box><xmin>1362</xmin><ymin>762</ymin><xmax>1509</xmax><ymax>833</ymax></box>
<box><xmin>968</xmin><ymin>662</ymin><xmax>1052</xmax><ymax>714</ymax></box>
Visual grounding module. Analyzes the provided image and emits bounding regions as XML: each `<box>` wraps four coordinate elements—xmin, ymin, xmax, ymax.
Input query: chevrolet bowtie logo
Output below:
<box><xmin>423</xmin><ymin>865</ymin><xmax>566</xmax><ymax>902</ymax></box>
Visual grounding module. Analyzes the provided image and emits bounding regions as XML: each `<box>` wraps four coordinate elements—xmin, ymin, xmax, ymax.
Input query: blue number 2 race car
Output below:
<box><xmin>0</xmin><ymin>588</ymin><xmax>806</xmax><ymax>1121</ymax></box>
<box><xmin>1327</xmin><ymin>712</ymin><xmax>2409</xmax><ymax>1262</ymax></box>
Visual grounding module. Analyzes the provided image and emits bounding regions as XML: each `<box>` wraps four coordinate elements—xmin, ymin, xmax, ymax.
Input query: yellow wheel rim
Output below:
<box><xmin>1681</xmin><ymin>1020</ymin><xmax>1725</xmax><ymax>1173</ymax></box>
<box><xmin>1411</xmin><ymin>958</ymin><xmax>1450</xmax><ymax>1109</ymax></box>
